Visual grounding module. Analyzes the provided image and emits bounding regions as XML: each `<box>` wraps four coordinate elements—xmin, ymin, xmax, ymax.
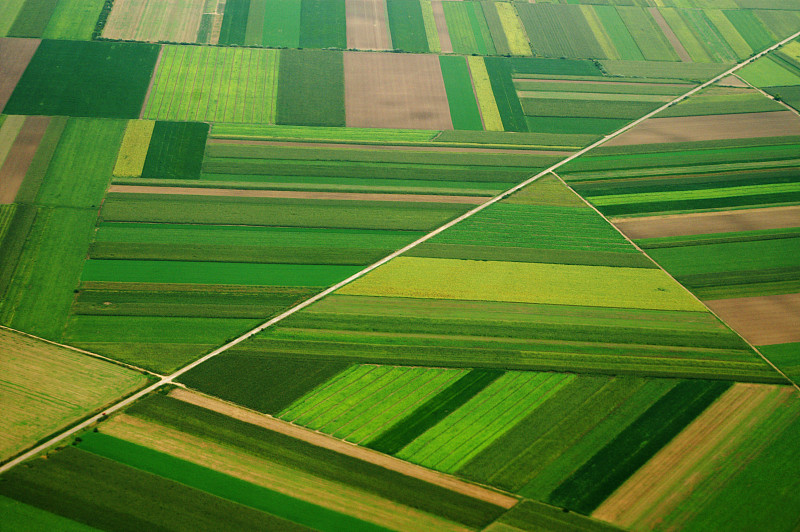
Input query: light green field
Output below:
<box><xmin>339</xmin><ymin>257</ymin><xmax>707</xmax><ymax>311</ymax></box>
<box><xmin>144</xmin><ymin>46</ymin><xmax>279</xmax><ymax>123</ymax></box>
<box><xmin>739</xmin><ymin>57</ymin><xmax>800</xmax><ymax>87</ymax></box>
<box><xmin>397</xmin><ymin>372</ymin><xmax>574</xmax><ymax>473</ymax></box>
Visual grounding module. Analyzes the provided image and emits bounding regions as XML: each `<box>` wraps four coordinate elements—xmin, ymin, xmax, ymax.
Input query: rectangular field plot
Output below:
<box><xmin>344</xmin><ymin>52</ymin><xmax>452</xmax><ymax>130</ymax></box>
<box><xmin>5</xmin><ymin>40</ymin><xmax>159</xmax><ymax>119</ymax></box>
<box><xmin>0</xmin><ymin>327</ymin><xmax>147</xmax><ymax>461</ymax></box>
<box><xmin>102</xmin><ymin>0</ymin><xmax>207</xmax><ymax>43</ymax></box>
<box><xmin>143</xmin><ymin>45</ymin><xmax>279</xmax><ymax>124</ymax></box>
<box><xmin>277</xmin><ymin>49</ymin><xmax>344</xmax><ymax>127</ymax></box>
<box><xmin>346</xmin><ymin>0</ymin><xmax>392</xmax><ymax>50</ymax></box>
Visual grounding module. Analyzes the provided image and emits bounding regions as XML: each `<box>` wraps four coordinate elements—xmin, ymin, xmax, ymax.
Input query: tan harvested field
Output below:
<box><xmin>208</xmin><ymin>138</ymin><xmax>571</xmax><ymax>155</ymax></box>
<box><xmin>344</xmin><ymin>52</ymin><xmax>454</xmax><ymax>130</ymax></box>
<box><xmin>108</xmin><ymin>184</ymin><xmax>487</xmax><ymax>203</ymax></box>
<box><xmin>613</xmin><ymin>205</ymin><xmax>800</xmax><ymax>238</ymax></box>
<box><xmin>431</xmin><ymin>1</ymin><xmax>453</xmax><ymax>53</ymax></box>
<box><xmin>346</xmin><ymin>0</ymin><xmax>392</xmax><ymax>50</ymax></box>
<box><xmin>102</xmin><ymin>413</ymin><xmax>470</xmax><ymax>532</ymax></box>
<box><xmin>0</xmin><ymin>327</ymin><xmax>147</xmax><ymax>462</ymax></box>
<box><xmin>648</xmin><ymin>7</ymin><xmax>690</xmax><ymax>62</ymax></box>
<box><xmin>103</xmin><ymin>0</ymin><xmax>206</xmax><ymax>43</ymax></box>
<box><xmin>705</xmin><ymin>293</ymin><xmax>800</xmax><ymax>345</ymax></box>
<box><xmin>720</xmin><ymin>75</ymin><xmax>749</xmax><ymax>87</ymax></box>
<box><xmin>0</xmin><ymin>116</ymin><xmax>49</xmax><ymax>204</ymax></box>
<box><xmin>593</xmin><ymin>383</ymin><xmax>793</xmax><ymax>530</ymax></box>
<box><xmin>170</xmin><ymin>388</ymin><xmax>518</xmax><ymax>508</ymax></box>
<box><xmin>0</xmin><ymin>38</ymin><xmax>40</xmax><ymax>111</ymax></box>
<box><xmin>606</xmin><ymin>111</ymin><xmax>800</xmax><ymax>145</ymax></box>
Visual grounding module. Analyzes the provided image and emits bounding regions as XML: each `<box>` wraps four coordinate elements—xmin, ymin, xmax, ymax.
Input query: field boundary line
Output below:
<box><xmin>551</xmin><ymin>172</ymin><xmax>800</xmax><ymax>394</ymax></box>
<box><xmin>4</xmin><ymin>28</ymin><xmax>800</xmax><ymax>476</ymax></box>
<box><xmin>139</xmin><ymin>45</ymin><xmax>164</xmax><ymax>120</ymax></box>
<box><xmin>0</xmin><ymin>324</ymin><xmax>164</xmax><ymax>378</ymax></box>
<box><xmin>734</xmin><ymin>73</ymin><xmax>800</xmax><ymax>120</ymax></box>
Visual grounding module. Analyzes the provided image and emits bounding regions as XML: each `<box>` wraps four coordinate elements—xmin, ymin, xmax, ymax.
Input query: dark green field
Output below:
<box><xmin>4</xmin><ymin>40</ymin><xmax>159</xmax><ymax>119</ymax></box>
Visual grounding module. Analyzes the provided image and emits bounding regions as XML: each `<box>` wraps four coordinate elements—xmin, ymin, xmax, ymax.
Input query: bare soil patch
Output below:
<box><xmin>346</xmin><ymin>0</ymin><xmax>392</xmax><ymax>50</ymax></box>
<box><xmin>606</xmin><ymin>111</ymin><xmax>800</xmax><ymax>145</ymax></box>
<box><xmin>103</xmin><ymin>0</ymin><xmax>205</xmax><ymax>42</ymax></box>
<box><xmin>704</xmin><ymin>293</ymin><xmax>800</xmax><ymax>345</ymax></box>
<box><xmin>344</xmin><ymin>51</ymin><xmax>453</xmax><ymax>130</ymax></box>
<box><xmin>613</xmin><ymin>205</ymin><xmax>800</xmax><ymax>239</ymax></box>
<box><xmin>0</xmin><ymin>38</ymin><xmax>40</xmax><ymax>111</ymax></box>
<box><xmin>719</xmin><ymin>75</ymin><xmax>749</xmax><ymax>88</ymax></box>
<box><xmin>169</xmin><ymin>388</ymin><xmax>518</xmax><ymax>508</ymax></box>
<box><xmin>648</xmin><ymin>7</ymin><xmax>691</xmax><ymax>62</ymax></box>
<box><xmin>0</xmin><ymin>116</ymin><xmax>49</xmax><ymax>204</ymax></box>
<box><xmin>108</xmin><ymin>184</ymin><xmax>487</xmax><ymax>204</ymax></box>
<box><xmin>432</xmin><ymin>1</ymin><xmax>453</xmax><ymax>53</ymax></box>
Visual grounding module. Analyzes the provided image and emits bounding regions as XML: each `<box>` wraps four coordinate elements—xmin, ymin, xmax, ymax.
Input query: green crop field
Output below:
<box><xmin>5</xmin><ymin>40</ymin><xmax>159</xmax><ymax>118</ymax></box>
<box><xmin>3</xmin><ymin>1</ymin><xmax>800</xmax><ymax>530</ymax></box>
<box><xmin>143</xmin><ymin>46</ymin><xmax>280</xmax><ymax>124</ymax></box>
<box><xmin>387</xmin><ymin>0</ymin><xmax>429</xmax><ymax>53</ymax></box>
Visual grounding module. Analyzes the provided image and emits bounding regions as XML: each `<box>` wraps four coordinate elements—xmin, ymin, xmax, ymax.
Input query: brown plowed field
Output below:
<box><xmin>606</xmin><ymin>111</ymin><xmax>800</xmax><ymax>145</ymax></box>
<box><xmin>648</xmin><ymin>7</ymin><xmax>691</xmax><ymax>62</ymax></box>
<box><xmin>613</xmin><ymin>205</ymin><xmax>800</xmax><ymax>238</ymax></box>
<box><xmin>169</xmin><ymin>388</ymin><xmax>518</xmax><ymax>509</ymax></box>
<box><xmin>705</xmin><ymin>293</ymin><xmax>800</xmax><ymax>345</ymax></box>
<box><xmin>103</xmin><ymin>0</ymin><xmax>206</xmax><ymax>43</ymax></box>
<box><xmin>0</xmin><ymin>116</ymin><xmax>49</xmax><ymax>204</ymax></box>
<box><xmin>346</xmin><ymin>0</ymin><xmax>392</xmax><ymax>50</ymax></box>
<box><xmin>344</xmin><ymin>51</ymin><xmax>453</xmax><ymax>130</ymax></box>
<box><xmin>432</xmin><ymin>1</ymin><xmax>453</xmax><ymax>53</ymax></box>
<box><xmin>108</xmin><ymin>184</ymin><xmax>487</xmax><ymax>203</ymax></box>
<box><xmin>0</xmin><ymin>38</ymin><xmax>40</xmax><ymax>111</ymax></box>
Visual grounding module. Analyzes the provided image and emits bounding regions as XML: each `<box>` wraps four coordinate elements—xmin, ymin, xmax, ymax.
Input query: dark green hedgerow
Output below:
<box><xmin>367</xmin><ymin>369</ymin><xmax>504</xmax><ymax>454</ymax></box>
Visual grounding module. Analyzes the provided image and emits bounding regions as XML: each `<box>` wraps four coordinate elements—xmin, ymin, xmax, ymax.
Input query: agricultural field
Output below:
<box><xmin>2</xmin><ymin>1</ymin><xmax>800</xmax><ymax>531</ymax></box>
<box><xmin>0</xmin><ymin>327</ymin><xmax>148</xmax><ymax>462</ymax></box>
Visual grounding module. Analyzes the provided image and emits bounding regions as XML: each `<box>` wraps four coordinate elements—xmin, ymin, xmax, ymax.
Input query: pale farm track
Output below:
<box><xmin>3</xmin><ymin>27</ymin><xmax>800</xmax><ymax>476</ymax></box>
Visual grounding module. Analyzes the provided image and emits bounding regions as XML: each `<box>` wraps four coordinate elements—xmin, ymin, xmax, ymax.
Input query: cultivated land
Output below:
<box><xmin>2</xmin><ymin>2</ymin><xmax>800</xmax><ymax>531</ymax></box>
<box><xmin>344</xmin><ymin>52</ymin><xmax>453</xmax><ymax>130</ymax></box>
<box><xmin>0</xmin><ymin>327</ymin><xmax>148</xmax><ymax>462</ymax></box>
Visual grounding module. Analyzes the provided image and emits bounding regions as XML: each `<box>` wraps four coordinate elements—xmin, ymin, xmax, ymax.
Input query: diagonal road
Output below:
<box><xmin>3</xmin><ymin>27</ymin><xmax>800</xmax><ymax>476</ymax></box>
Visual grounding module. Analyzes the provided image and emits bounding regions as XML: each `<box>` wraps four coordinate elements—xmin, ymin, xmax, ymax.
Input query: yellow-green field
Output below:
<box><xmin>0</xmin><ymin>328</ymin><xmax>148</xmax><ymax>461</ymax></box>
<box><xmin>339</xmin><ymin>257</ymin><xmax>707</xmax><ymax>311</ymax></box>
